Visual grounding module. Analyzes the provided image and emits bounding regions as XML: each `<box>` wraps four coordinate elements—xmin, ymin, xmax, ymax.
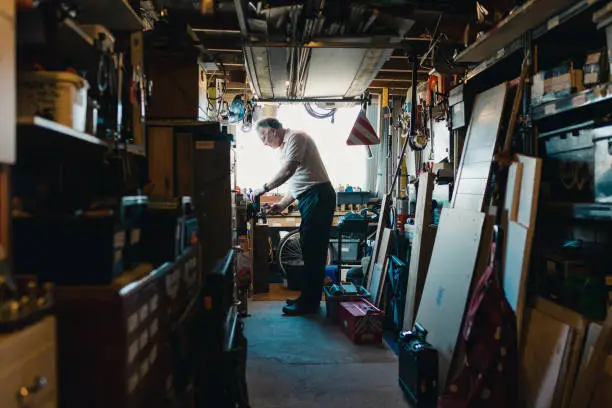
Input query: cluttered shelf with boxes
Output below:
<box><xmin>1</xmin><ymin>2</ymin><xmax>245</xmax><ymax>408</ymax></box>
<box><xmin>440</xmin><ymin>1</ymin><xmax>612</xmax><ymax>407</ymax></box>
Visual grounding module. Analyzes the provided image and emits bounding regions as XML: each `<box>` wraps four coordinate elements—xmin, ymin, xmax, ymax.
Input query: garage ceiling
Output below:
<box><xmin>150</xmin><ymin>0</ymin><xmax>476</xmax><ymax>98</ymax></box>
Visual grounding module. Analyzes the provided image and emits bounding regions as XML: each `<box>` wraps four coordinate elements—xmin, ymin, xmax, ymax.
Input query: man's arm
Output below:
<box><xmin>265</xmin><ymin>160</ymin><xmax>299</xmax><ymax>191</ymax></box>
<box><xmin>274</xmin><ymin>193</ymin><xmax>295</xmax><ymax>211</ymax></box>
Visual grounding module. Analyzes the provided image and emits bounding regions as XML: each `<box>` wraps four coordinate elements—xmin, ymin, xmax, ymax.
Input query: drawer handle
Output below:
<box><xmin>16</xmin><ymin>376</ymin><xmax>47</xmax><ymax>406</ymax></box>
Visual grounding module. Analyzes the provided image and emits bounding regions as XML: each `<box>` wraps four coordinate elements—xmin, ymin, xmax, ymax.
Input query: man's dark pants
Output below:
<box><xmin>296</xmin><ymin>182</ymin><xmax>336</xmax><ymax>308</ymax></box>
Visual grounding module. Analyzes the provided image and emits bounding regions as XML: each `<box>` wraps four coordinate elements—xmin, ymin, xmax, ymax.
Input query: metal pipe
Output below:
<box><xmin>255</xmin><ymin>97</ymin><xmax>363</xmax><ymax>103</ymax></box>
<box><xmin>208</xmin><ymin>48</ymin><xmax>242</xmax><ymax>53</ymax></box>
<box><xmin>192</xmin><ymin>28</ymin><xmax>242</xmax><ymax>35</ymax></box>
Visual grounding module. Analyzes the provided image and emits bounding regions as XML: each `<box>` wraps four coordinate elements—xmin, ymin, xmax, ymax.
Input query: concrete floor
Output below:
<box><xmin>244</xmin><ymin>299</ymin><xmax>408</xmax><ymax>408</ymax></box>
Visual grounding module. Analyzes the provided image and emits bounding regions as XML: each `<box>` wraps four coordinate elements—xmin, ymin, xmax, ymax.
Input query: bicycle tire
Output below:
<box><xmin>277</xmin><ymin>229</ymin><xmax>333</xmax><ymax>277</ymax></box>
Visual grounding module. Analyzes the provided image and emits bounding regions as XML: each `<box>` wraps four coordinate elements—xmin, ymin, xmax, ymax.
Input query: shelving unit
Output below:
<box><xmin>73</xmin><ymin>0</ymin><xmax>144</xmax><ymax>32</ymax></box>
<box><xmin>532</xmin><ymin>81</ymin><xmax>612</xmax><ymax>120</ymax></box>
<box><xmin>541</xmin><ymin>202</ymin><xmax>612</xmax><ymax>221</ymax></box>
<box><xmin>17</xmin><ymin>116</ymin><xmax>110</xmax><ymax>149</ymax></box>
<box><xmin>454</xmin><ymin>0</ymin><xmax>582</xmax><ymax>64</ymax></box>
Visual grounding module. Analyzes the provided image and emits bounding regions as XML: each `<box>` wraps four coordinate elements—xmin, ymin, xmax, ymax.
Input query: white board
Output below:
<box><xmin>516</xmin><ymin>155</ymin><xmax>543</xmax><ymax>229</ymax></box>
<box><xmin>503</xmin><ymin>221</ymin><xmax>530</xmax><ymax>340</ymax></box>
<box><xmin>504</xmin><ymin>161</ymin><xmax>524</xmax><ymax>221</ymax></box>
<box><xmin>452</xmin><ymin>82</ymin><xmax>508</xmax><ymax>211</ymax></box>
<box><xmin>415</xmin><ymin>207</ymin><xmax>485</xmax><ymax>389</ymax></box>
<box><xmin>0</xmin><ymin>0</ymin><xmax>16</xmax><ymax>164</ymax></box>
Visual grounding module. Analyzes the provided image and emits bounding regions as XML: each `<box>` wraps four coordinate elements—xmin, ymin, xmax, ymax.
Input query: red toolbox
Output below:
<box><xmin>339</xmin><ymin>299</ymin><xmax>384</xmax><ymax>345</ymax></box>
<box><xmin>324</xmin><ymin>283</ymin><xmax>371</xmax><ymax>324</ymax></box>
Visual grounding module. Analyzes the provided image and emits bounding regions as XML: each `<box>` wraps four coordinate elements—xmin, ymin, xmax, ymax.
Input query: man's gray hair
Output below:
<box><xmin>256</xmin><ymin>117</ymin><xmax>283</xmax><ymax>130</ymax></box>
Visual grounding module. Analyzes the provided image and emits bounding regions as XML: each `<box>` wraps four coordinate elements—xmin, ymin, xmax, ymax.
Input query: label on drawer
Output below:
<box><xmin>127</xmin><ymin>312</ymin><xmax>139</xmax><ymax>334</ymax></box>
<box><xmin>150</xmin><ymin>294</ymin><xmax>159</xmax><ymax>313</ymax></box>
<box><xmin>139</xmin><ymin>328</ymin><xmax>149</xmax><ymax>350</ymax></box>
<box><xmin>149</xmin><ymin>318</ymin><xmax>159</xmax><ymax>337</ymax></box>
<box><xmin>128</xmin><ymin>372</ymin><xmax>139</xmax><ymax>394</ymax></box>
<box><xmin>149</xmin><ymin>345</ymin><xmax>158</xmax><ymax>366</ymax></box>
<box><xmin>140</xmin><ymin>359</ymin><xmax>150</xmax><ymax>379</ymax></box>
<box><xmin>165</xmin><ymin>268</ymin><xmax>180</xmax><ymax>299</ymax></box>
<box><xmin>130</xmin><ymin>228</ymin><xmax>141</xmax><ymax>245</ymax></box>
<box><xmin>128</xmin><ymin>340</ymin><xmax>139</xmax><ymax>364</ymax></box>
<box><xmin>139</xmin><ymin>303</ymin><xmax>149</xmax><ymax>323</ymax></box>
<box><xmin>114</xmin><ymin>231</ymin><xmax>126</xmax><ymax>248</ymax></box>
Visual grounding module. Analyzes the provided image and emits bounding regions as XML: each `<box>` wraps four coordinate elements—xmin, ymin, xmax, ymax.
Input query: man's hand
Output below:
<box><xmin>268</xmin><ymin>203</ymin><xmax>284</xmax><ymax>214</ymax></box>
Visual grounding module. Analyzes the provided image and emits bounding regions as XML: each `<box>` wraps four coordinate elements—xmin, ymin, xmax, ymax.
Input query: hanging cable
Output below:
<box><xmin>304</xmin><ymin>102</ymin><xmax>336</xmax><ymax>120</ymax></box>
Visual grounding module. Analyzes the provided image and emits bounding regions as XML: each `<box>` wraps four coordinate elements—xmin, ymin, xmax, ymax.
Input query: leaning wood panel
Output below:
<box><xmin>366</xmin><ymin>194</ymin><xmax>391</xmax><ymax>291</ymax></box>
<box><xmin>521</xmin><ymin>308</ymin><xmax>572</xmax><ymax>408</ymax></box>
<box><xmin>451</xmin><ymin>82</ymin><xmax>508</xmax><ymax>212</ymax></box>
<box><xmin>403</xmin><ymin>171</ymin><xmax>434</xmax><ymax>330</ymax></box>
<box><xmin>415</xmin><ymin>208</ymin><xmax>485</xmax><ymax>390</ymax></box>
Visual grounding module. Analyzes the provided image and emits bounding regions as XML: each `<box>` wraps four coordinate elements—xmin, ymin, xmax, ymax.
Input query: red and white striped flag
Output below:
<box><xmin>346</xmin><ymin>110</ymin><xmax>380</xmax><ymax>146</ymax></box>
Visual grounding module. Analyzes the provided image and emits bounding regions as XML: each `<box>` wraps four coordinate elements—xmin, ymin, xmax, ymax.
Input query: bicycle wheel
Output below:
<box><xmin>277</xmin><ymin>229</ymin><xmax>333</xmax><ymax>277</ymax></box>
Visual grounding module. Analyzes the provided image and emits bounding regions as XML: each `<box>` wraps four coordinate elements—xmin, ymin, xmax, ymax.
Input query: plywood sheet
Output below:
<box><xmin>0</xmin><ymin>0</ymin><xmax>15</xmax><ymax>164</ymax></box>
<box><xmin>451</xmin><ymin>82</ymin><xmax>508</xmax><ymax>212</ymax></box>
<box><xmin>503</xmin><ymin>221</ymin><xmax>530</xmax><ymax>342</ymax></box>
<box><xmin>370</xmin><ymin>228</ymin><xmax>393</xmax><ymax>305</ymax></box>
<box><xmin>535</xmin><ymin>297</ymin><xmax>589</xmax><ymax>408</ymax></box>
<box><xmin>521</xmin><ymin>308</ymin><xmax>572</xmax><ymax>408</ymax></box>
<box><xmin>403</xmin><ymin>172</ymin><xmax>434</xmax><ymax>330</ymax></box>
<box><xmin>516</xmin><ymin>155</ymin><xmax>543</xmax><ymax>230</ymax></box>
<box><xmin>366</xmin><ymin>194</ymin><xmax>391</xmax><ymax>290</ymax></box>
<box><xmin>415</xmin><ymin>208</ymin><xmax>485</xmax><ymax>389</ymax></box>
<box><xmin>504</xmin><ymin>161</ymin><xmax>523</xmax><ymax>223</ymax></box>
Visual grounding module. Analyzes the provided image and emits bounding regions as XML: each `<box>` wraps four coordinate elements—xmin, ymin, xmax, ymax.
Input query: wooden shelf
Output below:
<box><xmin>464</xmin><ymin>37</ymin><xmax>523</xmax><ymax>81</ymax></box>
<box><xmin>455</xmin><ymin>0</ymin><xmax>585</xmax><ymax>64</ymax></box>
<box><xmin>532</xmin><ymin>82</ymin><xmax>612</xmax><ymax>120</ymax></box>
<box><xmin>74</xmin><ymin>0</ymin><xmax>143</xmax><ymax>32</ymax></box>
<box><xmin>541</xmin><ymin>202</ymin><xmax>612</xmax><ymax>221</ymax></box>
<box><xmin>17</xmin><ymin>116</ymin><xmax>110</xmax><ymax>150</ymax></box>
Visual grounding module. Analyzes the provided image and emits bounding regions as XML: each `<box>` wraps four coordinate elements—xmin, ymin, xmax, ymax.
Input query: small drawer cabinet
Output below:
<box><xmin>54</xmin><ymin>246</ymin><xmax>199</xmax><ymax>408</ymax></box>
<box><xmin>0</xmin><ymin>316</ymin><xmax>58</xmax><ymax>408</ymax></box>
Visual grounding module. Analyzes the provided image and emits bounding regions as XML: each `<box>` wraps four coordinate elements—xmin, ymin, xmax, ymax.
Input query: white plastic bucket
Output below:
<box><xmin>18</xmin><ymin>71</ymin><xmax>89</xmax><ymax>132</ymax></box>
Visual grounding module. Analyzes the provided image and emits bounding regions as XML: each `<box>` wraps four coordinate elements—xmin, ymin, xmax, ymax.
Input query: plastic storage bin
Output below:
<box><xmin>329</xmin><ymin>238</ymin><xmax>360</xmax><ymax>261</ymax></box>
<box><xmin>18</xmin><ymin>71</ymin><xmax>89</xmax><ymax>132</ymax></box>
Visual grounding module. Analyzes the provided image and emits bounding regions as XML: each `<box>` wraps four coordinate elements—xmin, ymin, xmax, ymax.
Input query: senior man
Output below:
<box><xmin>253</xmin><ymin>117</ymin><xmax>336</xmax><ymax>316</ymax></box>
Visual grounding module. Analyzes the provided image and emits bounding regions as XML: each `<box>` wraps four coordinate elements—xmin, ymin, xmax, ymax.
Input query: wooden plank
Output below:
<box><xmin>365</xmin><ymin>194</ymin><xmax>391</xmax><ymax>291</ymax></box>
<box><xmin>451</xmin><ymin>82</ymin><xmax>508</xmax><ymax>211</ymax></box>
<box><xmin>0</xmin><ymin>0</ymin><xmax>15</xmax><ymax>164</ymax></box>
<box><xmin>516</xmin><ymin>154</ymin><xmax>543</xmax><ymax>230</ymax></box>
<box><xmin>403</xmin><ymin>171</ymin><xmax>434</xmax><ymax>330</ymax></box>
<box><xmin>570</xmin><ymin>306</ymin><xmax>612</xmax><ymax>408</ymax></box>
<box><xmin>521</xmin><ymin>308</ymin><xmax>572</xmax><ymax>408</ymax></box>
<box><xmin>535</xmin><ymin>297</ymin><xmax>589</xmax><ymax>408</ymax></box>
<box><xmin>147</xmin><ymin>126</ymin><xmax>175</xmax><ymax>197</ymax></box>
<box><xmin>370</xmin><ymin>228</ymin><xmax>393</xmax><ymax>306</ymax></box>
<box><xmin>504</xmin><ymin>161</ymin><xmax>523</xmax><ymax>223</ymax></box>
<box><xmin>503</xmin><ymin>221</ymin><xmax>530</xmax><ymax>344</ymax></box>
<box><xmin>415</xmin><ymin>208</ymin><xmax>485</xmax><ymax>389</ymax></box>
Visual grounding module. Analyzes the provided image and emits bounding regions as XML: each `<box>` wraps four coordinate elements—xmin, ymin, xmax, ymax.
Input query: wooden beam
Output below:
<box><xmin>374</xmin><ymin>71</ymin><xmax>425</xmax><ymax>81</ymax></box>
<box><xmin>370</xmin><ymin>79</ymin><xmax>411</xmax><ymax>88</ymax></box>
